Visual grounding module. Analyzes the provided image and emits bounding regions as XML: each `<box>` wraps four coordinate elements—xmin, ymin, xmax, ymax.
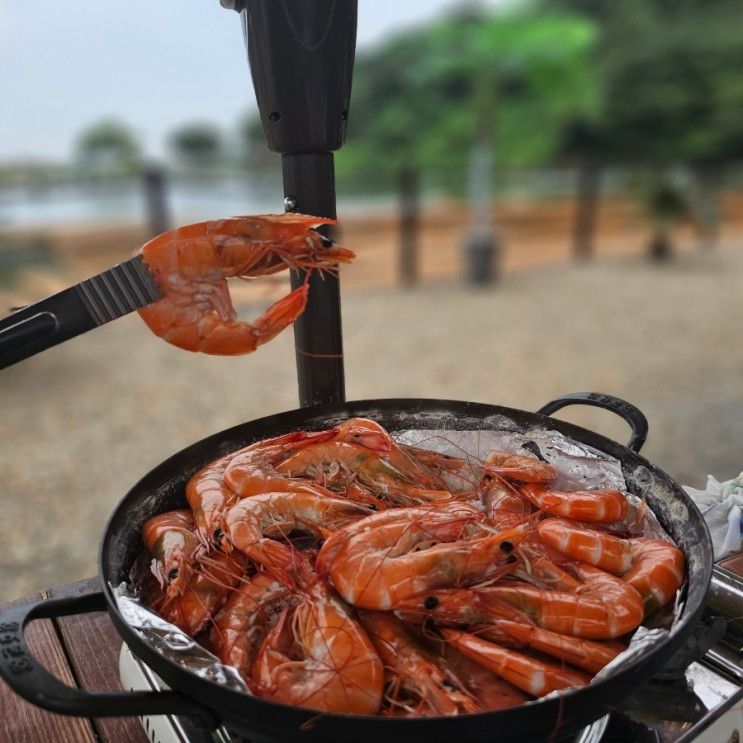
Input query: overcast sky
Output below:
<box><xmin>0</xmin><ymin>1</ymin><xmax>498</xmax><ymax>161</ymax></box>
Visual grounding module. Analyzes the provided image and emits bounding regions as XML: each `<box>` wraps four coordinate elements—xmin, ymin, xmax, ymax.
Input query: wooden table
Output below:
<box><xmin>0</xmin><ymin>577</ymin><xmax>148</xmax><ymax>743</ymax></box>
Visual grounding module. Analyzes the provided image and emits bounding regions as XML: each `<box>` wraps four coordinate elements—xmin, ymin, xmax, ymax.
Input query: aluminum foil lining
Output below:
<box><xmin>396</xmin><ymin>428</ymin><xmax>675</xmax><ymax>543</ymax></box>
<box><xmin>396</xmin><ymin>427</ymin><xmax>627</xmax><ymax>491</ymax></box>
<box><xmin>112</xmin><ymin>582</ymin><xmax>249</xmax><ymax>693</ymax></box>
<box><xmin>115</xmin><ymin>426</ymin><xmax>682</xmax><ymax>699</ymax></box>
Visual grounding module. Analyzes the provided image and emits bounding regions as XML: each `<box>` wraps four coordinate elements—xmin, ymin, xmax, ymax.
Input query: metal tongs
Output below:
<box><xmin>0</xmin><ymin>256</ymin><xmax>161</xmax><ymax>370</ymax></box>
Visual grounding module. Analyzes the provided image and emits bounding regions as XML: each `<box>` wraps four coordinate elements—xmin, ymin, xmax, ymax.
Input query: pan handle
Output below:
<box><xmin>0</xmin><ymin>590</ymin><xmax>215</xmax><ymax>726</ymax></box>
<box><xmin>536</xmin><ymin>392</ymin><xmax>648</xmax><ymax>453</ymax></box>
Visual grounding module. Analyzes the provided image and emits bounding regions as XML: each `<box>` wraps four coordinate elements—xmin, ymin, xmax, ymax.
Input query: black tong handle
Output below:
<box><xmin>0</xmin><ymin>256</ymin><xmax>160</xmax><ymax>370</ymax></box>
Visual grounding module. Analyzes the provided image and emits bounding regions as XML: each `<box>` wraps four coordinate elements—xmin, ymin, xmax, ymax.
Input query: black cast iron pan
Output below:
<box><xmin>0</xmin><ymin>393</ymin><xmax>713</xmax><ymax>742</ymax></box>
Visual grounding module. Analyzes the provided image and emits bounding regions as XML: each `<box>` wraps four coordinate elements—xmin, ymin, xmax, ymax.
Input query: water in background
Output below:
<box><xmin>0</xmin><ymin>174</ymin><xmax>398</xmax><ymax>229</ymax></box>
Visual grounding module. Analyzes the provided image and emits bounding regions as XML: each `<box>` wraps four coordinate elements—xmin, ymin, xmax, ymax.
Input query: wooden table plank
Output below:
<box><xmin>52</xmin><ymin>578</ymin><xmax>148</xmax><ymax>743</ymax></box>
<box><xmin>0</xmin><ymin>590</ymin><xmax>97</xmax><ymax>743</ymax></box>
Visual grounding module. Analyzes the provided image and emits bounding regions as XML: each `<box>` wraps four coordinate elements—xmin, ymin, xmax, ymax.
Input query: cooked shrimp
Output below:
<box><xmin>154</xmin><ymin>550</ymin><xmax>247</xmax><ymax>636</ymax></box>
<box><xmin>225</xmin><ymin>492</ymin><xmax>371</xmax><ymax>580</ymax></box>
<box><xmin>317</xmin><ymin>503</ymin><xmax>527</xmax><ymax>610</ymax></box>
<box><xmin>538</xmin><ymin>519</ymin><xmax>686</xmax><ymax>611</ymax></box>
<box><xmin>495</xmin><ymin>621</ymin><xmax>624</xmax><ymax>674</ymax></box>
<box><xmin>439</xmin><ymin>643</ymin><xmax>529</xmax><ymax>711</ymax></box>
<box><xmin>188</xmin><ymin>429</ymin><xmax>341</xmax><ymax>548</ymax></box>
<box><xmin>142</xmin><ymin>509</ymin><xmax>200</xmax><ymax>598</ymax></box>
<box><xmin>357</xmin><ymin>610</ymin><xmax>479</xmax><ymax>716</ymax></box>
<box><xmin>489</xmin><ymin>563</ymin><xmax>644</xmax><ymax>639</ymax></box>
<box><xmin>251</xmin><ymin>582</ymin><xmax>383</xmax><ymax>714</ymax></box>
<box><xmin>394</xmin><ymin>587</ymin><xmax>530</xmax><ymax>631</ymax></box>
<box><xmin>185</xmin><ymin>450</ymin><xmax>241</xmax><ymax>548</ymax></box>
<box><xmin>138</xmin><ymin>213</ymin><xmax>354</xmax><ymax>355</ymax></box>
<box><xmin>483</xmin><ymin>450</ymin><xmax>558</xmax><ymax>484</ymax></box>
<box><xmin>480</xmin><ymin>476</ymin><xmax>532</xmax><ymax>528</ymax></box>
<box><xmin>623</xmin><ymin>538</ymin><xmax>686</xmax><ymax>612</ymax></box>
<box><xmin>276</xmin><ymin>442</ymin><xmax>399</xmax><ymax>498</ymax></box>
<box><xmin>209</xmin><ymin>572</ymin><xmax>294</xmax><ymax>679</ymax></box>
<box><xmin>334</xmin><ymin>421</ymin><xmax>455</xmax><ymax>500</ymax></box>
<box><xmin>538</xmin><ymin>518</ymin><xmax>634</xmax><ymax>575</ymax></box>
<box><xmin>399</xmin><ymin>445</ymin><xmax>480</xmax><ymax>496</ymax></box>
<box><xmin>442</xmin><ymin>629</ymin><xmax>590</xmax><ymax>697</ymax></box>
<box><xmin>223</xmin><ymin>428</ymin><xmax>358</xmax><ymax>500</ymax></box>
<box><xmin>513</xmin><ymin>542</ymin><xmax>582</xmax><ymax>592</ymax></box>
<box><xmin>393</xmin><ymin>574</ymin><xmax>624</xmax><ymax>659</ymax></box>
<box><xmin>398</xmin><ymin>446</ymin><xmax>470</xmax><ymax>474</ymax></box>
<box><xmin>276</xmin><ymin>419</ymin><xmax>453</xmax><ymax>506</ymax></box>
<box><xmin>521</xmin><ymin>484</ymin><xmax>629</xmax><ymax>523</ymax></box>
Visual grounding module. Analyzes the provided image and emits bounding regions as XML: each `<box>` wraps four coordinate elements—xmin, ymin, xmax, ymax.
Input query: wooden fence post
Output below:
<box><xmin>572</xmin><ymin>160</ymin><xmax>601</xmax><ymax>261</ymax></box>
<box><xmin>398</xmin><ymin>166</ymin><xmax>420</xmax><ymax>286</ymax></box>
<box><xmin>142</xmin><ymin>163</ymin><xmax>170</xmax><ymax>238</ymax></box>
<box><xmin>463</xmin><ymin>140</ymin><xmax>499</xmax><ymax>286</ymax></box>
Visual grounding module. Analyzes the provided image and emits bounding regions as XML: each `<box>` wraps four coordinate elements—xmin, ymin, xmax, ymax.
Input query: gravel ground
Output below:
<box><xmin>2</xmin><ymin>246</ymin><xmax>742</xmax><ymax>600</ymax></box>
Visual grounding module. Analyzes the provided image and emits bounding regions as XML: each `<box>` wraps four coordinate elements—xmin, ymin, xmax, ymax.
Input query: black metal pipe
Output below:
<box><xmin>283</xmin><ymin>152</ymin><xmax>345</xmax><ymax>406</ymax></box>
<box><xmin>239</xmin><ymin>0</ymin><xmax>357</xmax><ymax>407</ymax></box>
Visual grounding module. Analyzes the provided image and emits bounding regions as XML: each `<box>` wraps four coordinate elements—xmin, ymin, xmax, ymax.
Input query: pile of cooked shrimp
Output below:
<box><xmin>137</xmin><ymin>418</ymin><xmax>686</xmax><ymax>717</ymax></box>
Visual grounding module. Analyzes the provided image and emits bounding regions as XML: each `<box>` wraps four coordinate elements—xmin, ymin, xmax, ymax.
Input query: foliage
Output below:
<box><xmin>548</xmin><ymin>0</ymin><xmax>743</xmax><ymax>167</ymax></box>
<box><xmin>335</xmin><ymin>7</ymin><xmax>599</xmax><ymax>193</ymax></box>
<box><xmin>169</xmin><ymin>123</ymin><xmax>223</xmax><ymax>168</ymax></box>
<box><xmin>543</xmin><ymin>0</ymin><xmax>743</xmax><ymax>254</ymax></box>
<box><xmin>75</xmin><ymin>120</ymin><xmax>141</xmax><ymax>175</ymax></box>
<box><xmin>238</xmin><ymin>114</ymin><xmax>277</xmax><ymax>169</ymax></box>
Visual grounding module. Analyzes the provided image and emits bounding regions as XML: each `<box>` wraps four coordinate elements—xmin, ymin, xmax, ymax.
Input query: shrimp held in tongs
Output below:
<box><xmin>137</xmin><ymin>213</ymin><xmax>354</xmax><ymax>355</ymax></box>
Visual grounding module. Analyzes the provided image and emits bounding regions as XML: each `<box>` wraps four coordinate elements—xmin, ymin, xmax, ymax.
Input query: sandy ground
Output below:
<box><xmin>2</xmin><ymin>240</ymin><xmax>742</xmax><ymax>601</ymax></box>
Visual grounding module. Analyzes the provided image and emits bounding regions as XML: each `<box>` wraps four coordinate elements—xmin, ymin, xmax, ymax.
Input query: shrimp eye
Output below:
<box><xmin>424</xmin><ymin>595</ymin><xmax>439</xmax><ymax>610</ymax></box>
<box><xmin>167</xmin><ymin>567</ymin><xmax>179</xmax><ymax>581</ymax></box>
<box><xmin>483</xmin><ymin>474</ymin><xmax>492</xmax><ymax>481</ymax></box>
<box><xmin>500</xmin><ymin>540</ymin><xmax>514</xmax><ymax>553</ymax></box>
<box><xmin>441</xmin><ymin>679</ymin><xmax>458</xmax><ymax>691</ymax></box>
<box><xmin>320</xmin><ymin>237</ymin><xmax>333</xmax><ymax>248</ymax></box>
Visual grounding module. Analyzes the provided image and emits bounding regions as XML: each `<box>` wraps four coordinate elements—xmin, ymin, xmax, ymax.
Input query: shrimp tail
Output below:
<box><xmin>138</xmin><ymin>213</ymin><xmax>354</xmax><ymax>356</ymax></box>
<box><xmin>442</xmin><ymin>629</ymin><xmax>590</xmax><ymax>697</ymax></box>
<box><xmin>495</xmin><ymin>620</ymin><xmax>624</xmax><ymax>674</ymax></box>
<box><xmin>197</xmin><ymin>284</ymin><xmax>309</xmax><ymax>356</ymax></box>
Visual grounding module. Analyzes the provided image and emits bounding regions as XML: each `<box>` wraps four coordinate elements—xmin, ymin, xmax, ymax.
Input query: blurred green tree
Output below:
<box><xmin>547</xmin><ymin>0</ymin><xmax>743</xmax><ymax>256</ymax></box>
<box><xmin>238</xmin><ymin>114</ymin><xmax>277</xmax><ymax>169</ymax></box>
<box><xmin>169</xmin><ymin>123</ymin><xmax>223</xmax><ymax>169</ymax></box>
<box><xmin>75</xmin><ymin>120</ymin><xmax>141</xmax><ymax>176</ymax></box>
<box><xmin>335</xmin><ymin>8</ymin><xmax>599</xmax><ymax>193</ymax></box>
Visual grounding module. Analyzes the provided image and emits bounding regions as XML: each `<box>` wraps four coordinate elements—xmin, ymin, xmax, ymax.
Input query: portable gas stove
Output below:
<box><xmin>119</xmin><ymin>565</ymin><xmax>743</xmax><ymax>743</ymax></box>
